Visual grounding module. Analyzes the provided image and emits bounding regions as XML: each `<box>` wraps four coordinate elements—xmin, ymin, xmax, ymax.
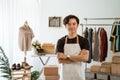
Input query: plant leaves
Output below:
<box><xmin>0</xmin><ymin>47</ymin><xmax>9</xmax><ymax>66</ymax></box>
<box><xmin>0</xmin><ymin>58</ymin><xmax>5</xmax><ymax>63</ymax></box>
<box><xmin>0</xmin><ymin>63</ymin><xmax>6</xmax><ymax>65</ymax></box>
<box><xmin>0</xmin><ymin>69</ymin><xmax>11</xmax><ymax>75</ymax></box>
<box><xmin>0</xmin><ymin>68</ymin><xmax>10</xmax><ymax>74</ymax></box>
<box><xmin>0</xmin><ymin>74</ymin><xmax>11</xmax><ymax>79</ymax></box>
<box><xmin>31</xmin><ymin>71</ymin><xmax>40</xmax><ymax>80</ymax></box>
<box><xmin>0</xmin><ymin>46</ymin><xmax>11</xmax><ymax>79</ymax></box>
<box><xmin>0</xmin><ymin>66</ymin><xmax>9</xmax><ymax>70</ymax></box>
<box><xmin>0</xmin><ymin>59</ymin><xmax>9</xmax><ymax>67</ymax></box>
<box><xmin>0</xmin><ymin>64</ymin><xmax>9</xmax><ymax>68</ymax></box>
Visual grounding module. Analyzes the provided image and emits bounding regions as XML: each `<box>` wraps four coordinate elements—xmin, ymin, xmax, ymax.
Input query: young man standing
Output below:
<box><xmin>56</xmin><ymin>15</ymin><xmax>89</xmax><ymax>80</ymax></box>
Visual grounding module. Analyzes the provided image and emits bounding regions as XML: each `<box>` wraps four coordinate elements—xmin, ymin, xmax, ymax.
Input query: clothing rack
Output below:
<box><xmin>80</xmin><ymin>17</ymin><xmax>120</xmax><ymax>34</ymax></box>
<box><xmin>81</xmin><ymin>17</ymin><xmax>120</xmax><ymax>80</ymax></box>
<box><xmin>80</xmin><ymin>23</ymin><xmax>120</xmax><ymax>26</ymax></box>
<box><xmin>80</xmin><ymin>23</ymin><xmax>120</xmax><ymax>34</ymax></box>
<box><xmin>83</xmin><ymin>17</ymin><xmax>120</xmax><ymax>27</ymax></box>
<box><xmin>84</xmin><ymin>17</ymin><xmax>120</xmax><ymax>20</ymax></box>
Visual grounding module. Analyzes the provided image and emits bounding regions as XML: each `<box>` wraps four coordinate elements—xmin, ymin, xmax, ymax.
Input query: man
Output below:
<box><xmin>56</xmin><ymin>15</ymin><xmax>89</xmax><ymax>80</ymax></box>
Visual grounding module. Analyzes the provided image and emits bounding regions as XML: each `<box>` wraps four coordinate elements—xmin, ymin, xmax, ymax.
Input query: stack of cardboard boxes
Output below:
<box><xmin>100</xmin><ymin>62</ymin><xmax>111</xmax><ymax>74</ymax></box>
<box><xmin>111</xmin><ymin>56</ymin><xmax>120</xmax><ymax>75</ymax></box>
<box><xmin>44</xmin><ymin>65</ymin><xmax>59</xmax><ymax>80</ymax></box>
<box><xmin>90</xmin><ymin>62</ymin><xmax>111</xmax><ymax>74</ymax></box>
<box><xmin>90</xmin><ymin>56</ymin><xmax>120</xmax><ymax>75</ymax></box>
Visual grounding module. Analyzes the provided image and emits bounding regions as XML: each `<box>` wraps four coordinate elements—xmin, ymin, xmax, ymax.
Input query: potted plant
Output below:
<box><xmin>31</xmin><ymin>70</ymin><xmax>40</xmax><ymax>80</ymax></box>
<box><xmin>0</xmin><ymin>46</ymin><xmax>11</xmax><ymax>80</ymax></box>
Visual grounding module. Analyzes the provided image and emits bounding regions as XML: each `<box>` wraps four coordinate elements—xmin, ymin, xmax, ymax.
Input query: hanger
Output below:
<box><xmin>24</xmin><ymin>20</ymin><xmax>29</xmax><ymax>27</ymax></box>
<box><xmin>94</xmin><ymin>27</ymin><xmax>96</xmax><ymax>30</ymax></box>
<box><xmin>117</xmin><ymin>16</ymin><xmax>120</xmax><ymax>21</ymax></box>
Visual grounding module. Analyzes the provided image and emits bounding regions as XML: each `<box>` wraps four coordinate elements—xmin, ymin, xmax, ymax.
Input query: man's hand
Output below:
<box><xmin>57</xmin><ymin>52</ymin><xmax>74</xmax><ymax>64</ymax></box>
<box><xmin>57</xmin><ymin>53</ymin><xmax>67</xmax><ymax>60</ymax></box>
<box><xmin>80</xmin><ymin>49</ymin><xmax>89</xmax><ymax>55</ymax></box>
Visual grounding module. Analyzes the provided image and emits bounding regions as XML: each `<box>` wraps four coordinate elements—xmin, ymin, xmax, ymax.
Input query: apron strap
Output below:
<box><xmin>65</xmin><ymin>35</ymin><xmax>79</xmax><ymax>44</ymax></box>
<box><xmin>76</xmin><ymin>35</ymin><xmax>79</xmax><ymax>43</ymax></box>
<box><xmin>65</xmin><ymin>36</ymin><xmax>67</xmax><ymax>44</ymax></box>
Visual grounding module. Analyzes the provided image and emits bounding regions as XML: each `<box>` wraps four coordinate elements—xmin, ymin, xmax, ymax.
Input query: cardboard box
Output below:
<box><xmin>101</xmin><ymin>62</ymin><xmax>111</xmax><ymax>67</ymax></box>
<box><xmin>112</xmin><ymin>56</ymin><xmax>120</xmax><ymax>64</ymax></box>
<box><xmin>44</xmin><ymin>75</ymin><xmax>59</xmax><ymax>80</ymax></box>
<box><xmin>42</xmin><ymin>43</ymin><xmax>55</xmax><ymax>54</ymax></box>
<box><xmin>111</xmin><ymin>63</ymin><xmax>120</xmax><ymax>75</ymax></box>
<box><xmin>101</xmin><ymin>65</ymin><xmax>111</xmax><ymax>73</ymax></box>
<box><xmin>90</xmin><ymin>65</ymin><xmax>101</xmax><ymax>72</ymax></box>
<box><xmin>43</xmin><ymin>49</ymin><xmax>55</xmax><ymax>54</ymax></box>
<box><xmin>44</xmin><ymin>65</ymin><xmax>58</xmax><ymax>76</ymax></box>
<box><xmin>42</xmin><ymin>43</ymin><xmax>55</xmax><ymax>49</ymax></box>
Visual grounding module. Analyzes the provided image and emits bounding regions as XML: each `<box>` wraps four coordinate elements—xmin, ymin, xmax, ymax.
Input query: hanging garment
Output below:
<box><xmin>115</xmin><ymin>21</ymin><xmax>120</xmax><ymax>51</ymax></box>
<box><xmin>93</xmin><ymin>28</ymin><xmax>99</xmax><ymax>61</ymax></box>
<box><xmin>110</xmin><ymin>21</ymin><xmax>120</xmax><ymax>52</ymax></box>
<box><xmin>83</xmin><ymin>27</ymin><xmax>88</xmax><ymax>38</ymax></box>
<box><xmin>18</xmin><ymin>25</ymin><xmax>34</xmax><ymax>51</ymax></box>
<box><xmin>110</xmin><ymin>22</ymin><xmax>116</xmax><ymax>52</ymax></box>
<box><xmin>63</xmin><ymin>36</ymin><xmax>85</xmax><ymax>80</ymax></box>
<box><xmin>87</xmin><ymin>28</ymin><xmax>93</xmax><ymax>63</ymax></box>
<box><xmin>116</xmin><ymin>35</ymin><xmax>120</xmax><ymax>51</ymax></box>
<box><xmin>92</xmin><ymin>28</ymin><xmax>95</xmax><ymax>58</ymax></box>
<box><xmin>99</xmin><ymin>28</ymin><xmax>108</xmax><ymax>62</ymax></box>
<box><xmin>82</xmin><ymin>27</ymin><xmax>91</xmax><ymax>63</ymax></box>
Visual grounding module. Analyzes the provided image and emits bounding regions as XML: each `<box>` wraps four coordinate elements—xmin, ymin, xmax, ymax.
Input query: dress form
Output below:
<box><xmin>18</xmin><ymin>21</ymin><xmax>34</xmax><ymax>79</ymax></box>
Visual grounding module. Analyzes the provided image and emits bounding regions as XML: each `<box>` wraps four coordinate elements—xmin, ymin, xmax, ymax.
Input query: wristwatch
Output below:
<box><xmin>67</xmin><ymin>55</ymin><xmax>70</xmax><ymax>59</ymax></box>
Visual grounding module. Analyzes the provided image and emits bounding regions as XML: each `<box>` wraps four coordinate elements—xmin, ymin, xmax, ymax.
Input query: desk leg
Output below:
<box><xmin>107</xmin><ymin>75</ymin><xmax>110</xmax><ymax>80</ymax></box>
<box><xmin>94</xmin><ymin>73</ymin><xmax>97</xmax><ymax>79</ymax></box>
<box><xmin>38</xmin><ymin>56</ymin><xmax>51</xmax><ymax>75</ymax></box>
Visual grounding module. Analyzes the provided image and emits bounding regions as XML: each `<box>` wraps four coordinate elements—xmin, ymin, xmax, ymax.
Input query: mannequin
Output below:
<box><xmin>19</xmin><ymin>20</ymin><xmax>34</xmax><ymax>51</ymax></box>
<box><xmin>18</xmin><ymin>21</ymin><xmax>34</xmax><ymax>78</ymax></box>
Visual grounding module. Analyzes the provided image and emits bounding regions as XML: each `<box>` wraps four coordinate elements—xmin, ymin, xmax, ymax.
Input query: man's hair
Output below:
<box><xmin>63</xmin><ymin>15</ymin><xmax>79</xmax><ymax>25</ymax></box>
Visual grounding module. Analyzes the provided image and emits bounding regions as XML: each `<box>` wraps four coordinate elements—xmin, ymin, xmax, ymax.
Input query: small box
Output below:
<box><xmin>42</xmin><ymin>43</ymin><xmax>55</xmax><ymax>54</ymax></box>
<box><xmin>44</xmin><ymin>65</ymin><xmax>58</xmax><ymax>76</ymax></box>
<box><xmin>44</xmin><ymin>75</ymin><xmax>59</xmax><ymax>80</ymax></box>
<box><xmin>90</xmin><ymin>65</ymin><xmax>101</xmax><ymax>72</ymax></box>
<box><xmin>112</xmin><ymin>56</ymin><xmax>120</xmax><ymax>64</ymax></box>
<box><xmin>101</xmin><ymin>65</ymin><xmax>111</xmax><ymax>73</ymax></box>
<box><xmin>111</xmin><ymin>63</ymin><xmax>120</xmax><ymax>75</ymax></box>
<box><xmin>101</xmin><ymin>62</ymin><xmax>111</xmax><ymax>67</ymax></box>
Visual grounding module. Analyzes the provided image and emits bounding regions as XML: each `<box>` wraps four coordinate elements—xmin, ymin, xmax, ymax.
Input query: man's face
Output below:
<box><xmin>66</xmin><ymin>18</ymin><xmax>79</xmax><ymax>34</ymax></box>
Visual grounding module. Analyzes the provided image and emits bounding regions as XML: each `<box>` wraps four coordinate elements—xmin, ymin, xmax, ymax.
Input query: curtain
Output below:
<box><xmin>0</xmin><ymin>0</ymin><xmax>41</xmax><ymax>67</ymax></box>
